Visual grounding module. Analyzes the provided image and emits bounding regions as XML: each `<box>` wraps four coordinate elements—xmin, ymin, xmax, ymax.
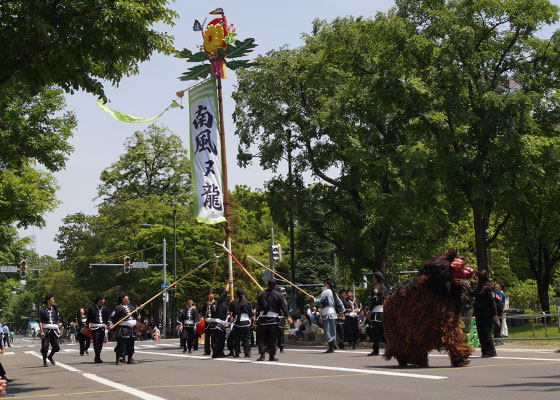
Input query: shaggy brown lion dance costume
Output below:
<box><xmin>383</xmin><ymin>250</ymin><xmax>474</xmax><ymax>368</ymax></box>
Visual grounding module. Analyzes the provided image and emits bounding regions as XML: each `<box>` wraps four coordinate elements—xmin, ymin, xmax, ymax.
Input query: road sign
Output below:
<box><xmin>133</xmin><ymin>262</ymin><xmax>149</xmax><ymax>268</ymax></box>
<box><xmin>161</xmin><ymin>283</ymin><xmax>170</xmax><ymax>289</ymax></box>
<box><xmin>0</xmin><ymin>266</ymin><xmax>17</xmax><ymax>273</ymax></box>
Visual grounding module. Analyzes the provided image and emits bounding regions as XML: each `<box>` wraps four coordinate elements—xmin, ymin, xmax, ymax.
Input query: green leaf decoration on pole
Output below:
<box><xmin>178</xmin><ymin>9</ymin><xmax>257</xmax><ymax>81</ymax></box>
<box><xmin>180</xmin><ymin>64</ymin><xmax>212</xmax><ymax>81</ymax></box>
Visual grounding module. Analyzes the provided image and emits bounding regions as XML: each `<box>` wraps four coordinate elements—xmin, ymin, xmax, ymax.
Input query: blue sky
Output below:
<box><xmin>19</xmin><ymin>0</ymin><xmax>560</xmax><ymax>257</ymax></box>
<box><xmin>20</xmin><ymin>1</ymin><xmax>395</xmax><ymax>256</ymax></box>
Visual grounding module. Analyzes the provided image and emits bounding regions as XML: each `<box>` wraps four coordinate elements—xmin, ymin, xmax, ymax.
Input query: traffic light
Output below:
<box><xmin>20</xmin><ymin>260</ymin><xmax>27</xmax><ymax>279</ymax></box>
<box><xmin>124</xmin><ymin>256</ymin><xmax>131</xmax><ymax>274</ymax></box>
<box><xmin>271</xmin><ymin>244</ymin><xmax>283</xmax><ymax>263</ymax></box>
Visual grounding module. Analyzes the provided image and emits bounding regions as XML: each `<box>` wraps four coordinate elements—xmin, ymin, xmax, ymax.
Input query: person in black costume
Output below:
<box><xmin>179</xmin><ymin>299</ymin><xmax>199</xmax><ymax>353</ymax></box>
<box><xmin>87</xmin><ymin>293</ymin><xmax>109</xmax><ymax>363</ymax></box>
<box><xmin>367</xmin><ymin>272</ymin><xmax>388</xmax><ymax>356</ymax></box>
<box><xmin>343</xmin><ymin>289</ymin><xmax>362</xmax><ymax>349</ymax></box>
<box><xmin>276</xmin><ymin>287</ymin><xmax>287</xmax><ymax>353</ymax></box>
<box><xmin>109</xmin><ymin>292</ymin><xmax>144</xmax><ymax>365</ymax></box>
<box><xmin>76</xmin><ymin>307</ymin><xmax>90</xmax><ymax>356</ymax></box>
<box><xmin>210</xmin><ymin>280</ymin><xmax>231</xmax><ymax>358</ymax></box>
<box><xmin>37</xmin><ymin>294</ymin><xmax>61</xmax><ymax>367</ymax></box>
<box><xmin>229</xmin><ymin>288</ymin><xmax>254</xmax><ymax>357</ymax></box>
<box><xmin>256</xmin><ymin>278</ymin><xmax>292</xmax><ymax>362</ymax></box>
<box><xmin>202</xmin><ymin>291</ymin><xmax>216</xmax><ymax>356</ymax></box>
<box><xmin>473</xmin><ymin>270</ymin><xmax>499</xmax><ymax>358</ymax></box>
<box><xmin>336</xmin><ymin>290</ymin><xmax>347</xmax><ymax>349</ymax></box>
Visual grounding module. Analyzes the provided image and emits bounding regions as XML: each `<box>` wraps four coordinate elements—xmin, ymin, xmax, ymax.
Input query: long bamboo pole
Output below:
<box><xmin>111</xmin><ymin>259</ymin><xmax>210</xmax><ymax>329</ymax></box>
<box><xmin>215</xmin><ymin>242</ymin><xmax>263</xmax><ymax>291</ymax></box>
<box><xmin>247</xmin><ymin>255</ymin><xmax>315</xmax><ymax>299</ymax></box>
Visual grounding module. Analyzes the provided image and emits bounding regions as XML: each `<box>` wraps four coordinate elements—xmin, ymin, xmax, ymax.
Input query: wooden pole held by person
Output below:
<box><xmin>215</xmin><ymin>242</ymin><xmax>263</xmax><ymax>291</ymax></box>
<box><xmin>111</xmin><ymin>259</ymin><xmax>211</xmax><ymax>329</ymax></box>
<box><xmin>248</xmin><ymin>255</ymin><xmax>314</xmax><ymax>299</ymax></box>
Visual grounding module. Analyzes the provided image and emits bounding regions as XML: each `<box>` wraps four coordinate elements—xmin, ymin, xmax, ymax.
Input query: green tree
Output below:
<box><xmin>0</xmin><ymin>87</ymin><xmax>76</xmax><ymax>227</ymax></box>
<box><xmin>97</xmin><ymin>124</ymin><xmax>191</xmax><ymax>206</ymax></box>
<box><xmin>0</xmin><ymin>0</ymin><xmax>177</xmax><ymax>98</ymax></box>
<box><xmin>234</xmin><ymin>17</ymin><xmax>449</xmax><ymax>277</ymax></box>
<box><xmin>395</xmin><ymin>0</ymin><xmax>560</xmax><ymax>270</ymax></box>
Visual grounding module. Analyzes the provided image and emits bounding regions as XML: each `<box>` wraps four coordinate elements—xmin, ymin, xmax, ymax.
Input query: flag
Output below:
<box><xmin>188</xmin><ymin>79</ymin><xmax>226</xmax><ymax>224</ymax></box>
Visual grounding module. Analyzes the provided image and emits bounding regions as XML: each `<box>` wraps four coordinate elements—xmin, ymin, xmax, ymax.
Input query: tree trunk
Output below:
<box><xmin>373</xmin><ymin>231</ymin><xmax>389</xmax><ymax>277</ymax></box>
<box><xmin>473</xmin><ymin>208</ymin><xmax>489</xmax><ymax>270</ymax></box>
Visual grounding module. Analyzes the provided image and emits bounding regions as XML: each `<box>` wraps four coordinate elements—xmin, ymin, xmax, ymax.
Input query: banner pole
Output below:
<box><xmin>216</xmin><ymin>76</ymin><xmax>234</xmax><ymax>301</ymax></box>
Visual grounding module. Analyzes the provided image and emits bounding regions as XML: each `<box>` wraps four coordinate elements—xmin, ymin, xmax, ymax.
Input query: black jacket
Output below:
<box><xmin>473</xmin><ymin>286</ymin><xmax>498</xmax><ymax>318</ymax></box>
<box><xmin>230</xmin><ymin>297</ymin><xmax>253</xmax><ymax>327</ymax></box>
<box><xmin>179</xmin><ymin>307</ymin><xmax>199</xmax><ymax>325</ymax></box>
<box><xmin>256</xmin><ymin>288</ymin><xmax>290</xmax><ymax>325</ymax></box>
<box><xmin>109</xmin><ymin>303</ymin><xmax>140</xmax><ymax>338</ymax></box>
<box><xmin>37</xmin><ymin>305</ymin><xmax>60</xmax><ymax>333</ymax></box>
<box><xmin>87</xmin><ymin>304</ymin><xmax>109</xmax><ymax>330</ymax></box>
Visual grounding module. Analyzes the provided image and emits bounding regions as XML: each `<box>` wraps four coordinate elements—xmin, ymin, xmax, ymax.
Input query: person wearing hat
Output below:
<box><xmin>37</xmin><ymin>294</ymin><xmax>62</xmax><ymax>367</ymax></box>
<box><xmin>87</xmin><ymin>293</ymin><xmax>109</xmax><ymax>363</ymax></box>
<box><xmin>367</xmin><ymin>271</ymin><xmax>388</xmax><ymax>356</ymax></box>
<box><xmin>256</xmin><ymin>278</ymin><xmax>292</xmax><ymax>361</ymax></box>
<box><xmin>313</xmin><ymin>278</ymin><xmax>344</xmax><ymax>353</ymax></box>
<box><xmin>179</xmin><ymin>299</ymin><xmax>199</xmax><ymax>353</ymax></box>
<box><xmin>109</xmin><ymin>292</ymin><xmax>143</xmax><ymax>365</ymax></box>
<box><xmin>229</xmin><ymin>288</ymin><xmax>254</xmax><ymax>357</ymax></box>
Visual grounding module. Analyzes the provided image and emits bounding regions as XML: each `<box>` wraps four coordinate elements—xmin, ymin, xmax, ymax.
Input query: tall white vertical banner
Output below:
<box><xmin>189</xmin><ymin>79</ymin><xmax>226</xmax><ymax>224</ymax></box>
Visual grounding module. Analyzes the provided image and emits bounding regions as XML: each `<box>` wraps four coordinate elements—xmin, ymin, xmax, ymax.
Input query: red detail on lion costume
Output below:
<box><xmin>383</xmin><ymin>250</ymin><xmax>473</xmax><ymax>367</ymax></box>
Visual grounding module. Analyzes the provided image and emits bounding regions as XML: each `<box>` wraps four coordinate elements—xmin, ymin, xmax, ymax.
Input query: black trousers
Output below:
<box><xmin>78</xmin><ymin>332</ymin><xmax>90</xmax><ymax>355</ymax></box>
<box><xmin>257</xmin><ymin>324</ymin><xmax>279</xmax><ymax>356</ymax></box>
<box><xmin>181</xmin><ymin>327</ymin><xmax>196</xmax><ymax>351</ymax></box>
<box><xmin>115</xmin><ymin>336</ymin><xmax>135</xmax><ymax>360</ymax></box>
<box><xmin>233</xmin><ymin>325</ymin><xmax>251</xmax><ymax>356</ymax></box>
<box><xmin>92</xmin><ymin>328</ymin><xmax>105</xmax><ymax>359</ymax></box>
<box><xmin>371</xmin><ymin>320</ymin><xmax>384</xmax><ymax>353</ymax></box>
<box><xmin>475</xmin><ymin>315</ymin><xmax>496</xmax><ymax>356</ymax></box>
<box><xmin>3</xmin><ymin>334</ymin><xmax>10</xmax><ymax>347</ymax></box>
<box><xmin>493</xmin><ymin>316</ymin><xmax>502</xmax><ymax>339</ymax></box>
<box><xmin>204</xmin><ymin>326</ymin><xmax>213</xmax><ymax>355</ymax></box>
<box><xmin>0</xmin><ymin>361</ymin><xmax>5</xmax><ymax>378</ymax></box>
<box><xmin>344</xmin><ymin>316</ymin><xmax>359</xmax><ymax>345</ymax></box>
<box><xmin>336</xmin><ymin>322</ymin><xmax>345</xmax><ymax>347</ymax></box>
<box><xmin>210</xmin><ymin>328</ymin><xmax>226</xmax><ymax>357</ymax></box>
<box><xmin>41</xmin><ymin>330</ymin><xmax>60</xmax><ymax>359</ymax></box>
<box><xmin>276</xmin><ymin>325</ymin><xmax>285</xmax><ymax>350</ymax></box>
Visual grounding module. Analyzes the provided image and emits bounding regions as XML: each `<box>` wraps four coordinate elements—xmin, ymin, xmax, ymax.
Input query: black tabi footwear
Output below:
<box><xmin>452</xmin><ymin>358</ymin><xmax>471</xmax><ymax>367</ymax></box>
<box><xmin>269</xmin><ymin>356</ymin><xmax>279</xmax><ymax>362</ymax></box>
<box><xmin>182</xmin><ymin>349</ymin><xmax>187</xmax><ymax>353</ymax></box>
<box><xmin>43</xmin><ymin>360</ymin><xmax>49</xmax><ymax>367</ymax></box>
<box><xmin>94</xmin><ymin>358</ymin><xmax>103</xmax><ymax>364</ymax></box>
<box><xmin>256</xmin><ymin>354</ymin><xmax>266</xmax><ymax>361</ymax></box>
<box><xmin>48</xmin><ymin>355</ymin><xmax>56</xmax><ymax>365</ymax></box>
<box><xmin>127</xmin><ymin>359</ymin><xmax>138</xmax><ymax>364</ymax></box>
<box><xmin>368</xmin><ymin>351</ymin><xmax>379</xmax><ymax>356</ymax></box>
<box><xmin>245</xmin><ymin>353</ymin><xmax>251</xmax><ymax>358</ymax></box>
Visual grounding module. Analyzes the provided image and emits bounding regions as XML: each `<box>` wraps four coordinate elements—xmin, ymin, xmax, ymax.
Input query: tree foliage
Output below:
<box><xmin>0</xmin><ymin>0</ymin><xmax>177</xmax><ymax>99</ymax></box>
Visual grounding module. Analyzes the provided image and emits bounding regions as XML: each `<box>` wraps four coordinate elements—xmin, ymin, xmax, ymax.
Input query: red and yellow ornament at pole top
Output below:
<box><xmin>200</xmin><ymin>8</ymin><xmax>237</xmax><ymax>79</ymax></box>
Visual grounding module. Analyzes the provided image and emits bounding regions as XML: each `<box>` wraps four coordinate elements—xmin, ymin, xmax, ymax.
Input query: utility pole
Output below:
<box><xmin>163</xmin><ymin>238</ymin><xmax>167</xmax><ymax>339</ymax></box>
<box><xmin>172</xmin><ymin>207</ymin><xmax>177</xmax><ymax>337</ymax></box>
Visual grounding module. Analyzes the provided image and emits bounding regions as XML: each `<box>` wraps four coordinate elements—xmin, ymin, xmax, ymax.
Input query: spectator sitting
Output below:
<box><xmin>310</xmin><ymin>307</ymin><xmax>320</xmax><ymax>324</ymax></box>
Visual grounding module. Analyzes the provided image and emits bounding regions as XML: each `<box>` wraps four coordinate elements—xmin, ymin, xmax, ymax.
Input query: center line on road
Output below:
<box><xmin>134</xmin><ymin>350</ymin><xmax>447</xmax><ymax>380</ymax></box>
<box><xmin>23</xmin><ymin>351</ymin><xmax>167</xmax><ymax>400</ymax></box>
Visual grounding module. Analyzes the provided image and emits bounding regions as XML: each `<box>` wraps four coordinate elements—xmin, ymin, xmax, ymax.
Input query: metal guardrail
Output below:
<box><xmin>499</xmin><ymin>311</ymin><xmax>560</xmax><ymax>340</ymax></box>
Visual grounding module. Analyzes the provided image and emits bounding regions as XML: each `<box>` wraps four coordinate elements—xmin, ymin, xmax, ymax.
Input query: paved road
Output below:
<box><xmin>1</xmin><ymin>337</ymin><xmax>559</xmax><ymax>399</ymax></box>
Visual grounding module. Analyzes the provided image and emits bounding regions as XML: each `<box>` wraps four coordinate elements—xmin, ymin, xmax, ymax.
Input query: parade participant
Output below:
<box><xmin>87</xmin><ymin>293</ymin><xmax>109</xmax><ymax>363</ymax></box>
<box><xmin>277</xmin><ymin>287</ymin><xmax>287</xmax><ymax>353</ymax></box>
<box><xmin>473</xmin><ymin>270</ymin><xmax>499</xmax><ymax>358</ymax></box>
<box><xmin>209</xmin><ymin>280</ymin><xmax>231</xmax><ymax>358</ymax></box>
<box><xmin>179</xmin><ymin>299</ymin><xmax>199</xmax><ymax>353</ymax></box>
<box><xmin>367</xmin><ymin>271</ymin><xmax>388</xmax><ymax>356</ymax></box>
<box><xmin>76</xmin><ymin>307</ymin><xmax>90</xmax><ymax>356</ymax></box>
<box><xmin>256</xmin><ymin>278</ymin><xmax>292</xmax><ymax>361</ymax></box>
<box><xmin>336</xmin><ymin>289</ymin><xmax>347</xmax><ymax>349</ymax></box>
<box><xmin>202</xmin><ymin>291</ymin><xmax>216</xmax><ymax>356</ymax></box>
<box><xmin>2</xmin><ymin>324</ymin><xmax>10</xmax><ymax>348</ymax></box>
<box><xmin>37</xmin><ymin>294</ymin><xmax>61</xmax><ymax>367</ymax></box>
<box><xmin>343</xmin><ymin>289</ymin><xmax>362</xmax><ymax>349</ymax></box>
<box><xmin>229</xmin><ymin>288</ymin><xmax>253</xmax><ymax>358</ymax></box>
<box><xmin>314</xmin><ymin>279</ymin><xmax>344</xmax><ymax>353</ymax></box>
<box><xmin>109</xmin><ymin>292</ymin><xmax>144</xmax><ymax>365</ymax></box>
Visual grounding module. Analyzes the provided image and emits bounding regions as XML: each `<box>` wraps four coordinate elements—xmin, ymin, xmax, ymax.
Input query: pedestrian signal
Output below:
<box><xmin>20</xmin><ymin>260</ymin><xmax>27</xmax><ymax>278</ymax></box>
<box><xmin>124</xmin><ymin>256</ymin><xmax>131</xmax><ymax>274</ymax></box>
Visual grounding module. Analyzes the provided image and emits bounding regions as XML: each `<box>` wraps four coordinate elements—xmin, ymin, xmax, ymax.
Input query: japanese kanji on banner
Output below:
<box><xmin>189</xmin><ymin>79</ymin><xmax>226</xmax><ymax>224</ymax></box>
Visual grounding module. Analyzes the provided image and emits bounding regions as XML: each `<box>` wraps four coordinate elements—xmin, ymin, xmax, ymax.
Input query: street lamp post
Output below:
<box><xmin>162</xmin><ymin>238</ymin><xmax>167</xmax><ymax>339</ymax></box>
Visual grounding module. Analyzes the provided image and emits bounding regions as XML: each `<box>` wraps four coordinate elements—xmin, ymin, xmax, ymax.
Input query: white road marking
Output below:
<box><xmin>23</xmin><ymin>351</ymin><xmax>167</xmax><ymax>400</ymax></box>
<box><xmin>1</xmin><ymin>352</ymin><xmax>15</xmax><ymax>355</ymax></box>
<box><xmin>133</xmin><ymin>350</ymin><xmax>447</xmax><ymax>380</ymax></box>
